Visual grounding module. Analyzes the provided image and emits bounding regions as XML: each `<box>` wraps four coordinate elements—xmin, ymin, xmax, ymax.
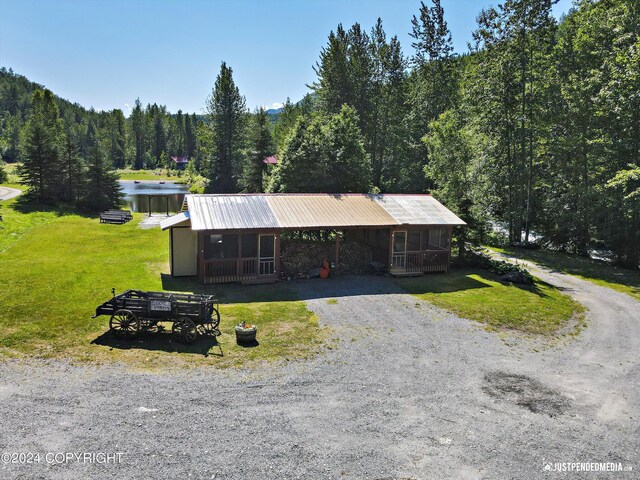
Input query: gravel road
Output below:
<box><xmin>0</xmin><ymin>263</ymin><xmax>638</xmax><ymax>479</ymax></box>
<box><xmin>0</xmin><ymin>186</ymin><xmax>21</xmax><ymax>201</ymax></box>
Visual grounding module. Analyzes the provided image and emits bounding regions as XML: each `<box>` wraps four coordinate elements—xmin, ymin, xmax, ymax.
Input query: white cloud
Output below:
<box><xmin>270</xmin><ymin>102</ymin><xmax>284</xmax><ymax>110</ymax></box>
<box><xmin>124</xmin><ymin>103</ymin><xmax>131</xmax><ymax>112</ymax></box>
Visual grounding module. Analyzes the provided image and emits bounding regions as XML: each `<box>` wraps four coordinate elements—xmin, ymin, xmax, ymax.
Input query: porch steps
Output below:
<box><xmin>240</xmin><ymin>277</ymin><xmax>279</xmax><ymax>285</ymax></box>
<box><xmin>389</xmin><ymin>270</ymin><xmax>424</xmax><ymax>277</ymax></box>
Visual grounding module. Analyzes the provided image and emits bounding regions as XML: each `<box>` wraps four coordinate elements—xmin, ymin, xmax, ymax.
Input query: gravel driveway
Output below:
<box><xmin>0</xmin><ymin>263</ymin><xmax>638</xmax><ymax>479</ymax></box>
<box><xmin>0</xmin><ymin>186</ymin><xmax>21</xmax><ymax>201</ymax></box>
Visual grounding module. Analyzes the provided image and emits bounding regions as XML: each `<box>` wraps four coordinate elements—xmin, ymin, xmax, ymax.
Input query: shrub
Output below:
<box><xmin>464</xmin><ymin>246</ymin><xmax>533</xmax><ymax>283</ymax></box>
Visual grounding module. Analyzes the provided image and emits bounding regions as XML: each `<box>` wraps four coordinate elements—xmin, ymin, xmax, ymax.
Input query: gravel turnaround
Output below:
<box><xmin>0</xmin><ymin>265</ymin><xmax>638</xmax><ymax>479</ymax></box>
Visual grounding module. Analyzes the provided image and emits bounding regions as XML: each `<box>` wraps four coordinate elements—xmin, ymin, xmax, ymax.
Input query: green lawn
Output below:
<box><xmin>3</xmin><ymin>163</ymin><xmax>185</xmax><ymax>184</ymax></box>
<box><xmin>488</xmin><ymin>246</ymin><xmax>640</xmax><ymax>301</ymax></box>
<box><xmin>0</xmin><ymin>195</ymin><xmax>327</xmax><ymax>369</ymax></box>
<box><xmin>116</xmin><ymin>168</ymin><xmax>185</xmax><ymax>182</ymax></box>
<box><xmin>397</xmin><ymin>269</ymin><xmax>584</xmax><ymax>335</ymax></box>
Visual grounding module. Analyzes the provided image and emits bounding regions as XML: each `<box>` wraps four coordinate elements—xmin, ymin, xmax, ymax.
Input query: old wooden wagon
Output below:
<box><xmin>92</xmin><ymin>289</ymin><xmax>220</xmax><ymax>344</ymax></box>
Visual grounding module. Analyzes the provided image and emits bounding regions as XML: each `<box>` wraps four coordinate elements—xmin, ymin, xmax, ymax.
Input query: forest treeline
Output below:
<box><xmin>0</xmin><ymin>0</ymin><xmax>638</xmax><ymax>267</ymax></box>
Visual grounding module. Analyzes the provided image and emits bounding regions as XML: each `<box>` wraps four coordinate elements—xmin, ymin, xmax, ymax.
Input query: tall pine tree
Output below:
<box><xmin>241</xmin><ymin>107</ymin><xmax>273</xmax><ymax>192</ymax></box>
<box><xmin>206</xmin><ymin>62</ymin><xmax>247</xmax><ymax>193</ymax></box>
<box><xmin>82</xmin><ymin>121</ymin><xmax>123</xmax><ymax>212</ymax></box>
<box><xmin>18</xmin><ymin>89</ymin><xmax>63</xmax><ymax>203</ymax></box>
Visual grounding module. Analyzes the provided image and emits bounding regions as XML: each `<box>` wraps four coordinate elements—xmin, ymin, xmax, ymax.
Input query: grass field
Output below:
<box><xmin>397</xmin><ymin>269</ymin><xmax>584</xmax><ymax>335</ymax></box>
<box><xmin>116</xmin><ymin>168</ymin><xmax>185</xmax><ymax>182</ymax></box>
<box><xmin>488</xmin><ymin>246</ymin><xmax>640</xmax><ymax>301</ymax></box>
<box><xmin>0</xmin><ymin>192</ymin><xmax>328</xmax><ymax>370</ymax></box>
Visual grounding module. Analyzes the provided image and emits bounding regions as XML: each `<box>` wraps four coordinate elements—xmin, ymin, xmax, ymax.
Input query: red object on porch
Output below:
<box><xmin>320</xmin><ymin>257</ymin><xmax>330</xmax><ymax>279</ymax></box>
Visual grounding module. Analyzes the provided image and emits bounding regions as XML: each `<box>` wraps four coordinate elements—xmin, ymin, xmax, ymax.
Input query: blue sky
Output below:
<box><xmin>0</xmin><ymin>0</ymin><xmax>572</xmax><ymax>115</ymax></box>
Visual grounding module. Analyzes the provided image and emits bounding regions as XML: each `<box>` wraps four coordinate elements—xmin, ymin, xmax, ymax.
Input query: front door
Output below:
<box><xmin>259</xmin><ymin>235</ymin><xmax>276</xmax><ymax>275</ymax></box>
<box><xmin>392</xmin><ymin>231</ymin><xmax>407</xmax><ymax>269</ymax></box>
<box><xmin>172</xmin><ymin>228</ymin><xmax>198</xmax><ymax>276</ymax></box>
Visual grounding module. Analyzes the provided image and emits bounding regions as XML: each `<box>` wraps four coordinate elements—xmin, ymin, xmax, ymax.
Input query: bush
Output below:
<box><xmin>464</xmin><ymin>246</ymin><xmax>534</xmax><ymax>283</ymax></box>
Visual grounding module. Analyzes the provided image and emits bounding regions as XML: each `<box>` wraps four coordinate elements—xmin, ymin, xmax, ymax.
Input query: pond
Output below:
<box><xmin>118</xmin><ymin>181</ymin><xmax>189</xmax><ymax>213</ymax></box>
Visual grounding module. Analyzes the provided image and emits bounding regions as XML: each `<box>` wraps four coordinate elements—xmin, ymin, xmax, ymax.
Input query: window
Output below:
<box><xmin>407</xmin><ymin>230</ymin><xmax>421</xmax><ymax>251</ymax></box>
<box><xmin>429</xmin><ymin>229</ymin><xmax>441</xmax><ymax>249</ymax></box>
<box><xmin>204</xmin><ymin>234</ymin><xmax>238</xmax><ymax>259</ymax></box>
<box><xmin>393</xmin><ymin>231</ymin><xmax>406</xmax><ymax>253</ymax></box>
<box><xmin>422</xmin><ymin>228</ymin><xmax>449</xmax><ymax>250</ymax></box>
<box><xmin>241</xmin><ymin>234</ymin><xmax>258</xmax><ymax>258</ymax></box>
<box><xmin>259</xmin><ymin>235</ymin><xmax>275</xmax><ymax>258</ymax></box>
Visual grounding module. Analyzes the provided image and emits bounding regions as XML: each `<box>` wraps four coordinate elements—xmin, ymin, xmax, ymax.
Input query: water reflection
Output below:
<box><xmin>119</xmin><ymin>181</ymin><xmax>189</xmax><ymax>213</ymax></box>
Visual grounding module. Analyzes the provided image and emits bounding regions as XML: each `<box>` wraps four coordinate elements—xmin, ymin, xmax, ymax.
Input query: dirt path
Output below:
<box><xmin>0</xmin><ymin>268</ymin><xmax>638</xmax><ymax>479</ymax></box>
<box><xmin>0</xmin><ymin>186</ymin><xmax>21</xmax><ymax>201</ymax></box>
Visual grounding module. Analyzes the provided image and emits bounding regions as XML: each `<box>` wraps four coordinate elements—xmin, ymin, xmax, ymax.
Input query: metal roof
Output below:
<box><xmin>160</xmin><ymin>211</ymin><xmax>190</xmax><ymax>230</ymax></box>
<box><xmin>268</xmin><ymin>194</ymin><xmax>397</xmax><ymax>228</ymax></box>
<box><xmin>372</xmin><ymin>195</ymin><xmax>466</xmax><ymax>225</ymax></box>
<box><xmin>162</xmin><ymin>194</ymin><xmax>465</xmax><ymax>231</ymax></box>
<box><xmin>186</xmin><ymin>195</ymin><xmax>280</xmax><ymax>231</ymax></box>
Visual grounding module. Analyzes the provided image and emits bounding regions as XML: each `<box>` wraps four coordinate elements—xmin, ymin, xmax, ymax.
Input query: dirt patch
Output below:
<box><xmin>483</xmin><ymin>371</ymin><xmax>571</xmax><ymax>417</ymax></box>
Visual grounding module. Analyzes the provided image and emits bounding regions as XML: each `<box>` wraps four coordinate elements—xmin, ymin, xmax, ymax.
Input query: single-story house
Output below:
<box><xmin>160</xmin><ymin>193</ymin><xmax>465</xmax><ymax>284</ymax></box>
<box><xmin>171</xmin><ymin>156</ymin><xmax>190</xmax><ymax>169</ymax></box>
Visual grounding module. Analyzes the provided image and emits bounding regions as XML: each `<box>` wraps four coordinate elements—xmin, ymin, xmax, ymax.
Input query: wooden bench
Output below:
<box><xmin>100</xmin><ymin>212</ymin><xmax>128</xmax><ymax>224</ymax></box>
<box><xmin>105</xmin><ymin>209</ymin><xmax>133</xmax><ymax>221</ymax></box>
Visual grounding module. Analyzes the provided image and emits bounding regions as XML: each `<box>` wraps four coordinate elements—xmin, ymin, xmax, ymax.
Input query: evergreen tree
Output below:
<box><xmin>241</xmin><ymin>107</ymin><xmax>273</xmax><ymax>192</ymax></box>
<box><xmin>1</xmin><ymin>114</ymin><xmax>22</xmax><ymax>162</ymax></box>
<box><xmin>273</xmin><ymin>98</ymin><xmax>304</xmax><ymax>153</ymax></box>
<box><xmin>368</xmin><ymin>19</ymin><xmax>408</xmax><ymax>191</ymax></box>
<box><xmin>18</xmin><ymin>89</ymin><xmax>63</xmax><ymax>203</ymax></box>
<box><xmin>108</xmin><ymin>109</ymin><xmax>126</xmax><ymax>168</ymax></box>
<box><xmin>130</xmin><ymin>99</ymin><xmax>145</xmax><ymax>170</ymax></box>
<box><xmin>312</xmin><ymin>25</ymin><xmax>351</xmax><ymax>114</ymax></box>
<box><xmin>206</xmin><ymin>62</ymin><xmax>247</xmax><ymax>193</ymax></box>
<box><xmin>270</xmin><ymin>106</ymin><xmax>370</xmax><ymax>193</ymax></box>
<box><xmin>150</xmin><ymin>104</ymin><xmax>167</xmax><ymax>165</ymax></box>
<box><xmin>174</xmin><ymin>109</ymin><xmax>185</xmax><ymax>155</ymax></box>
<box><xmin>82</xmin><ymin>121</ymin><xmax>123</xmax><ymax>212</ymax></box>
<box><xmin>61</xmin><ymin>115</ymin><xmax>85</xmax><ymax>205</ymax></box>
<box><xmin>324</xmin><ymin>105</ymin><xmax>371</xmax><ymax>192</ymax></box>
<box><xmin>405</xmin><ymin>0</ymin><xmax>456</xmax><ymax>193</ymax></box>
<box><xmin>184</xmin><ymin>113</ymin><xmax>196</xmax><ymax>159</ymax></box>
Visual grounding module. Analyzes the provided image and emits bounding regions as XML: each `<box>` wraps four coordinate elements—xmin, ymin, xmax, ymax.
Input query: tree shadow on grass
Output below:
<box><xmin>160</xmin><ymin>270</ymin><xmax>506</xmax><ymax>304</ymax></box>
<box><xmin>501</xmin><ymin>247</ymin><xmax>640</xmax><ymax>294</ymax></box>
<box><xmin>397</xmin><ymin>268</ymin><xmax>557</xmax><ymax>299</ymax></box>
<box><xmin>396</xmin><ymin>269</ymin><xmax>493</xmax><ymax>295</ymax></box>
<box><xmin>11</xmin><ymin>195</ymin><xmax>116</xmax><ymax>220</ymax></box>
<box><xmin>91</xmin><ymin>328</ymin><xmax>224</xmax><ymax>357</ymax></box>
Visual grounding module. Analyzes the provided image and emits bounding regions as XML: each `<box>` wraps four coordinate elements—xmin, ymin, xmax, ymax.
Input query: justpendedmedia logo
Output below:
<box><xmin>542</xmin><ymin>459</ymin><xmax>633</xmax><ymax>473</ymax></box>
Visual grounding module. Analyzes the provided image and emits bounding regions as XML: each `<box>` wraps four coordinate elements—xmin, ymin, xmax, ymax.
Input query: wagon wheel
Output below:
<box><xmin>205</xmin><ymin>305</ymin><xmax>221</xmax><ymax>329</ymax></box>
<box><xmin>197</xmin><ymin>320</ymin><xmax>221</xmax><ymax>337</ymax></box>
<box><xmin>109</xmin><ymin>309</ymin><xmax>140</xmax><ymax>339</ymax></box>
<box><xmin>172</xmin><ymin>317</ymin><xmax>197</xmax><ymax>345</ymax></box>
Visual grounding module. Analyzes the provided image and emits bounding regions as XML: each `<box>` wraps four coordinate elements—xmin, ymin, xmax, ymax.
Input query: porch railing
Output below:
<box><xmin>422</xmin><ymin>250</ymin><xmax>449</xmax><ymax>273</ymax></box>
<box><xmin>390</xmin><ymin>249</ymin><xmax>449</xmax><ymax>274</ymax></box>
<box><xmin>203</xmin><ymin>257</ymin><xmax>276</xmax><ymax>283</ymax></box>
